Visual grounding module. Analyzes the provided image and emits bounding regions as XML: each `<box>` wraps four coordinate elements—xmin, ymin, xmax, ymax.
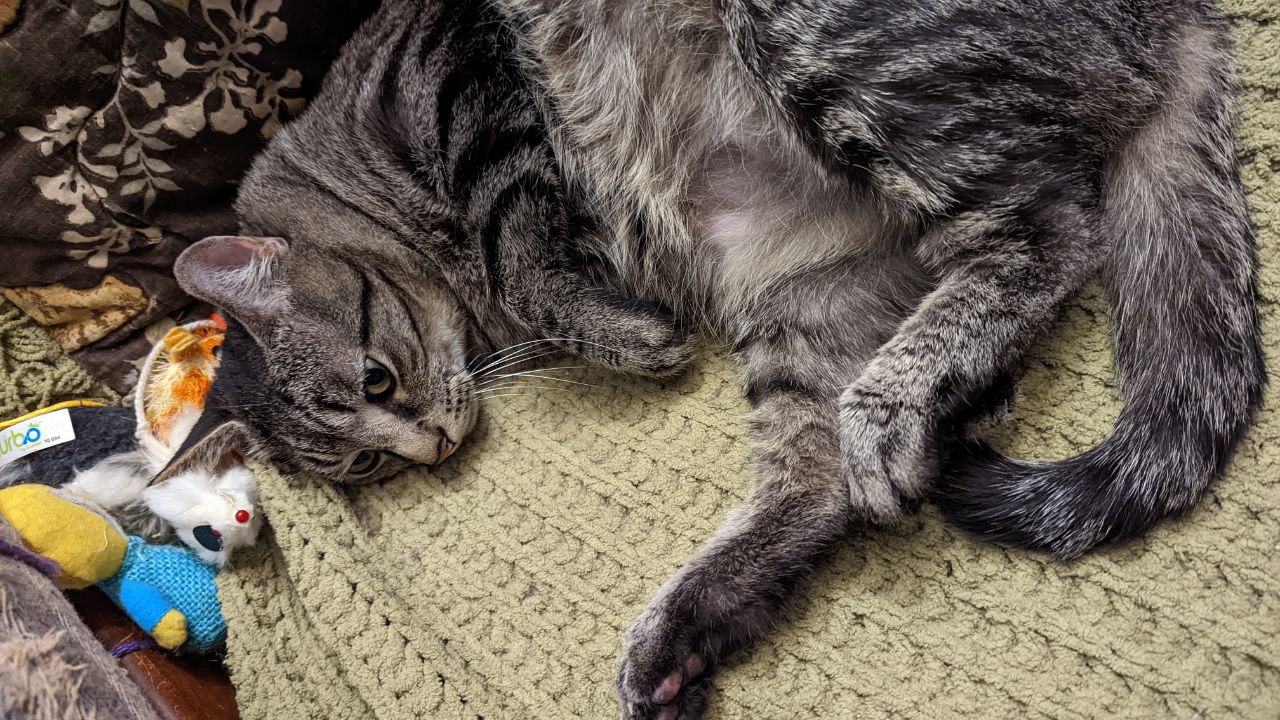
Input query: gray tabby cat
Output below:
<box><xmin>169</xmin><ymin>0</ymin><xmax>1265</xmax><ymax>717</ymax></box>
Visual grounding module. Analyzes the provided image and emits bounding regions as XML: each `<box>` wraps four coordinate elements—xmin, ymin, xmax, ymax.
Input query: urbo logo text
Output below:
<box><xmin>0</xmin><ymin>422</ymin><xmax>40</xmax><ymax>454</ymax></box>
<box><xmin>0</xmin><ymin>409</ymin><xmax>76</xmax><ymax>468</ymax></box>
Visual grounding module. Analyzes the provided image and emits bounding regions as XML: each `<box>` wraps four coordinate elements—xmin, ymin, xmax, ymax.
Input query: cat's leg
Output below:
<box><xmin>839</xmin><ymin>198</ymin><xmax>1101</xmax><ymax>521</ymax></box>
<box><xmin>478</xmin><ymin>187</ymin><xmax>694</xmax><ymax>377</ymax></box>
<box><xmin>617</xmin><ymin>389</ymin><xmax>844</xmax><ymax>719</ymax></box>
<box><xmin>493</xmin><ymin>268</ymin><xmax>695</xmax><ymax>376</ymax></box>
<box><xmin>525</xmin><ymin>277</ymin><xmax>694</xmax><ymax>377</ymax></box>
<box><xmin>616</xmin><ymin>265</ymin><xmax>914</xmax><ymax>720</ymax></box>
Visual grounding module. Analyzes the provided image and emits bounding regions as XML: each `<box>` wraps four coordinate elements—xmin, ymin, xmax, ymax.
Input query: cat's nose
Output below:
<box><xmin>393</xmin><ymin>427</ymin><xmax>459</xmax><ymax>465</ymax></box>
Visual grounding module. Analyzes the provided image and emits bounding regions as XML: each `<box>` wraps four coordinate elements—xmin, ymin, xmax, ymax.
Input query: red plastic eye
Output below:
<box><xmin>235</xmin><ymin>509</ymin><xmax>250</xmax><ymax>524</ymax></box>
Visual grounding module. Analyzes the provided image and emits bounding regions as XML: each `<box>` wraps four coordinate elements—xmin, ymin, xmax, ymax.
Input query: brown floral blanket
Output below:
<box><xmin>0</xmin><ymin>0</ymin><xmax>374</xmax><ymax>390</ymax></box>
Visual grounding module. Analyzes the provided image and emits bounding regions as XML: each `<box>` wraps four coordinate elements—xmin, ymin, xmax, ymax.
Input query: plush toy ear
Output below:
<box><xmin>151</xmin><ymin>405</ymin><xmax>250</xmax><ymax>486</ymax></box>
<box><xmin>174</xmin><ymin>236</ymin><xmax>288</xmax><ymax>339</ymax></box>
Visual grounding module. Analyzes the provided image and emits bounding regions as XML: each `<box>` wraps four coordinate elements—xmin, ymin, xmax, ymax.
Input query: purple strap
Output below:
<box><xmin>111</xmin><ymin>637</ymin><xmax>158</xmax><ymax>658</ymax></box>
<box><xmin>0</xmin><ymin>537</ymin><xmax>61</xmax><ymax>580</ymax></box>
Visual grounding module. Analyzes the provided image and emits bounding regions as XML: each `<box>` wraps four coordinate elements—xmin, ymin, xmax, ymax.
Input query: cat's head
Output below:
<box><xmin>168</xmin><ymin>234</ymin><xmax>480</xmax><ymax>485</ymax></box>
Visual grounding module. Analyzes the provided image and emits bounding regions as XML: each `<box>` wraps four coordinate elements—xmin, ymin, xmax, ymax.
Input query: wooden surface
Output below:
<box><xmin>68</xmin><ymin>587</ymin><xmax>240</xmax><ymax>720</ymax></box>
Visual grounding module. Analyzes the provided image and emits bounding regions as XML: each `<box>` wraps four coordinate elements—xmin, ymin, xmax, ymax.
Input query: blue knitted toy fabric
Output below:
<box><xmin>98</xmin><ymin>537</ymin><xmax>225</xmax><ymax>651</ymax></box>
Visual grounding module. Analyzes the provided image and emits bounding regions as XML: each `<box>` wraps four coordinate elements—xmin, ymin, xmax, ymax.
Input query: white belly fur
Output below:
<box><xmin>506</xmin><ymin>0</ymin><xmax>894</xmax><ymax>329</ymax></box>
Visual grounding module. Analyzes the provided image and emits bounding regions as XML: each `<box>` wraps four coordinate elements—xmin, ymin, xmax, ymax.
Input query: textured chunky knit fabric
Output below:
<box><xmin>1</xmin><ymin>2</ymin><xmax>1277</xmax><ymax>717</ymax></box>
<box><xmin>0</xmin><ymin>308</ymin><xmax>115</xmax><ymax>414</ymax></box>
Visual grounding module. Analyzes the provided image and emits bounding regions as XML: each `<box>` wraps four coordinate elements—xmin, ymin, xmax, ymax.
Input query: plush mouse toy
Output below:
<box><xmin>0</xmin><ymin>483</ymin><xmax>225</xmax><ymax>652</ymax></box>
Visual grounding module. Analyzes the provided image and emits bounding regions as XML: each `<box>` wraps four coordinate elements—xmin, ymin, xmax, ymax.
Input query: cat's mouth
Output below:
<box><xmin>436</xmin><ymin>434</ymin><xmax>459</xmax><ymax>463</ymax></box>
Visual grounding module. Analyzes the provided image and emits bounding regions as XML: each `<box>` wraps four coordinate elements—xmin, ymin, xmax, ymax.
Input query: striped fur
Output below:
<box><xmin>172</xmin><ymin>0</ymin><xmax>1265</xmax><ymax>716</ymax></box>
<box><xmin>173</xmin><ymin>0</ymin><xmax>693</xmax><ymax>484</ymax></box>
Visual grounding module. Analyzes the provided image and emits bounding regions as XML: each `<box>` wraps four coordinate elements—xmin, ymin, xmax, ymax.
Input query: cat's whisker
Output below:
<box><xmin>471</xmin><ymin>377</ymin><xmax>586</xmax><ymax>395</ymax></box>
<box><xmin>471</xmin><ymin>335</ymin><xmax>636</xmax><ymax>377</ymax></box>
<box><xmin>475</xmin><ymin>386</ymin><xmax>577</xmax><ymax>401</ymax></box>
<box><xmin>470</xmin><ymin>348</ymin><xmax>556</xmax><ymax>379</ymax></box>
<box><xmin>467</xmin><ymin>341</ymin><xmax>541</xmax><ymax>374</ymax></box>
<box><xmin>473</xmin><ymin>347</ymin><xmax>567</xmax><ymax>379</ymax></box>
<box><xmin>467</xmin><ymin>339</ymin><xmax>540</xmax><ymax>370</ymax></box>
<box><xmin>476</xmin><ymin>373</ymin><xmax>594</xmax><ymax>389</ymax></box>
<box><xmin>472</xmin><ymin>380</ymin><xmax>574</xmax><ymax>394</ymax></box>
<box><xmin>470</xmin><ymin>382</ymin><xmax>529</xmax><ymax>394</ymax></box>
<box><xmin>474</xmin><ymin>372</ymin><xmax>599</xmax><ymax>389</ymax></box>
<box><xmin>477</xmin><ymin>365</ymin><xmax>593</xmax><ymax>382</ymax></box>
<box><xmin>536</xmin><ymin>336</ymin><xmax>635</xmax><ymax>357</ymax></box>
<box><xmin>469</xmin><ymin>338</ymin><xmax>563</xmax><ymax>374</ymax></box>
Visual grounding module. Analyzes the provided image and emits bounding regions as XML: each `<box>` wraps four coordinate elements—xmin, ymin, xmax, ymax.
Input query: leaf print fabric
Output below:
<box><xmin>0</xmin><ymin>0</ymin><xmax>375</xmax><ymax>390</ymax></box>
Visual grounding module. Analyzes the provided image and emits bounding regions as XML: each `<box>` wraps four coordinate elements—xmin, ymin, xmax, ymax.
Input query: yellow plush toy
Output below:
<box><xmin>0</xmin><ymin>484</ymin><xmax>200</xmax><ymax>650</ymax></box>
<box><xmin>0</xmin><ymin>484</ymin><xmax>125</xmax><ymax>589</ymax></box>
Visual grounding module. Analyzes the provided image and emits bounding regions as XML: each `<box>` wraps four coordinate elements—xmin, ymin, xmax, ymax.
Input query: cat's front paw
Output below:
<box><xmin>839</xmin><ymin>383</ymin><xmax>937</xmax><ymax>521</ymax></box>
<box><xmin>617</xmin><ymin>607</ymin><xmax>711</xmax><ymax>720</ymax></box>
<box><xmin>614</xmin><ymin>315</ymin><xmax>695</xmax><ymax>377</ymax></box>
<box><xmin>580</xmin><ymin>305</ymin><xmax>694</xmax><ymax>378</ymax></box>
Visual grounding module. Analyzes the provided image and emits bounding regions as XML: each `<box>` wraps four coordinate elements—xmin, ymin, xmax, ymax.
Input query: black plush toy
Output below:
<box><xmin>0</xmin><ymin>406</ymin><xmax>140</xmax><ymax>487</ymax></box>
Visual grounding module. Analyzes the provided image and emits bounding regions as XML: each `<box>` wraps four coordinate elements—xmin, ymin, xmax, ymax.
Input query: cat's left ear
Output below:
<box><xmin>174</xmin><ymin>235</ymin><xmax>288</xmax><ymax>339</ymax></box>
<box><xmin>151</xmin><ymin>404</ymin><xmax>250</xmax><ymax>486</ymax></box>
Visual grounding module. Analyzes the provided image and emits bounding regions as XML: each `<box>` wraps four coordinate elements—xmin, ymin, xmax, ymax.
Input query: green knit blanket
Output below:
<box><xmin>1</xmin><ymin>2</ymin><xmax>1275</xmax><ymax>717</ymax></box>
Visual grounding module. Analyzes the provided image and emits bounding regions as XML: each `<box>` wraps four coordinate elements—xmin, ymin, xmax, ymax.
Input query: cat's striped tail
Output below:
<box><xmin>935</xmin><ymin>25</ymin><xmax>1266</xmax><ymax>558</ymax></box>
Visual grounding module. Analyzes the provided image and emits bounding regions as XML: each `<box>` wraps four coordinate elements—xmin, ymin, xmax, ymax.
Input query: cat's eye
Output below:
<box><xmin>363</xmin><ymin>358</ymin><xmax>395</xmax><ymax>401</ymax></box>
<box><xmin>347</xmin><ymin>449</ymin><xmax>383</xmax><ymax>478</ymax></box>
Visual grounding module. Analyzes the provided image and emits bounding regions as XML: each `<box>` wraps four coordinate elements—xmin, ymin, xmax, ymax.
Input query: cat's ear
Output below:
<box><xmin>174</xmin><ymin>235</ymin><xmax>289</xmax><ymax>337</ymax></box>
<box><xmin>151</xmin><ymin>404</ymin><xmax>250</xmax><ymax>486</ymax></box>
